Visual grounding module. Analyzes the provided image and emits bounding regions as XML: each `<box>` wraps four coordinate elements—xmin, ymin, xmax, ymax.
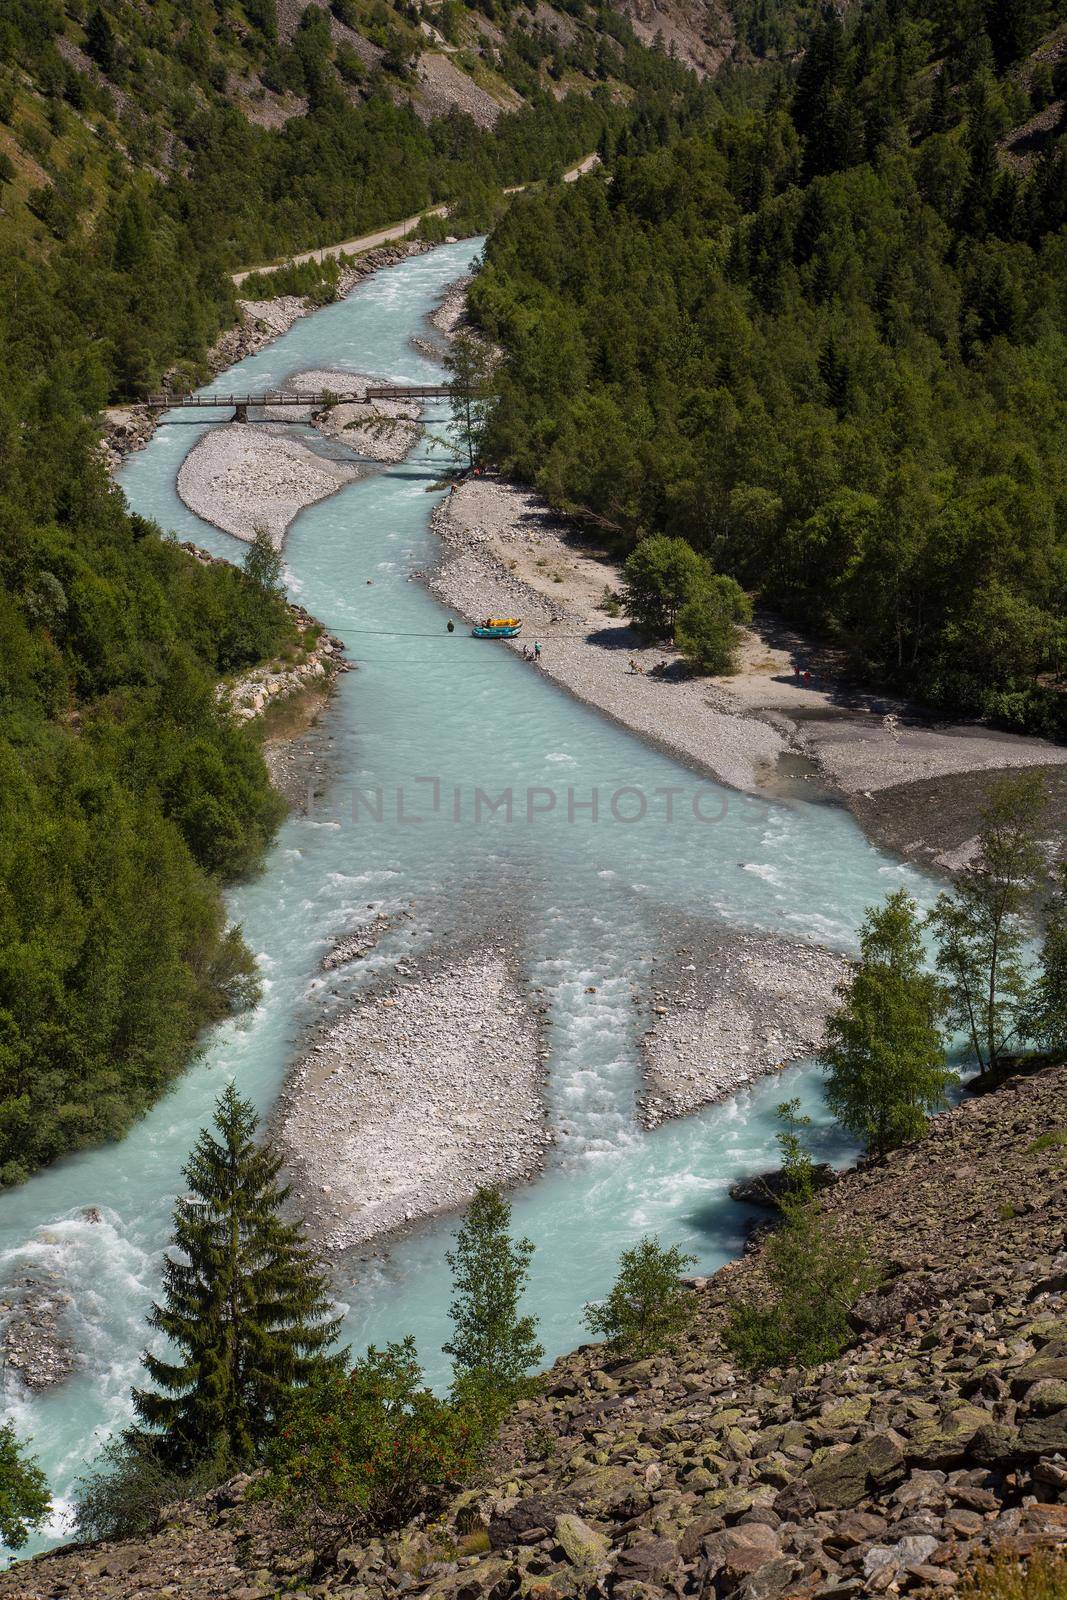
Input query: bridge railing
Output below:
<box><xmin>145</xmin><ymin>384</ymin><xmax>457</xmax><ymax>409</ymax></box>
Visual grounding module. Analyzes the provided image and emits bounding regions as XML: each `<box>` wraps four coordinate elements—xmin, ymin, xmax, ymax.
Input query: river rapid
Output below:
<box><xmin>1</xmin><ymin>240</ymin><xmax>932</xmax><ymax>1549</ymax></box>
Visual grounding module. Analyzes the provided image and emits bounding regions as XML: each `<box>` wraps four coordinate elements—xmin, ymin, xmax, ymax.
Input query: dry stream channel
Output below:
<box><xmin>0</xmin><ymin>241</ymin><xmax>935</xmax><ymax>1549</ymax></box>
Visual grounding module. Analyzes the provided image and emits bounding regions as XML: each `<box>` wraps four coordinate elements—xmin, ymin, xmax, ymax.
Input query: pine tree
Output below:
<box><xmin>823</xmin><ymin>891</ymin><xmax>953</xmax><ymax>1157</ymax></box>
<box><xmin>134</xmin><ymin>1084</ymin><xmax>342</xmax><ymax>1474</ymax></box>
<box><xmin>85</xmin><ymin>7</ymin><xmax>116</xmax><ymax>74</ymax></box>
<box><xmin>443</xmin><ymin>1189</ymin><xmax>543</xmax><ymax>1406</ymax></box>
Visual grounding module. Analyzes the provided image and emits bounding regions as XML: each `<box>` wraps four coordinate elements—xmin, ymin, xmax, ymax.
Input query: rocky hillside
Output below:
<box><xmin>0</xmin><ymin>0</ymin><xmax>733</xmax><ymax>265</ymax></box>
<box><xmin>9</xmin><ymin>1061</ymin><xmax>1066</xmax><ymax>1599</ymax></box>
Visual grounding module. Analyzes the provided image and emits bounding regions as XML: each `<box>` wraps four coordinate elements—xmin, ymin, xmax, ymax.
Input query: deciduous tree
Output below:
<box><xmin>928</xmin><ymin>774</ymin><xmax>1047</xmax><ymax>1076</ymax></box>
<box><xmin>443</xmin><ymin>1188</ymin><xmax>543</xmax><ymax>1406</ymax></box>
<box><xmin>823</xmin><ymin>891</ymin><xmax>953</xmax><ymax>1156</ymax></box>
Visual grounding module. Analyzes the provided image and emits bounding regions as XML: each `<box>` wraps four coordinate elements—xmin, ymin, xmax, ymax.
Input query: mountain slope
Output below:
<box><xmin>6</xmin><ymin>1061</ymin><xmax>1066</xmax><ymax>1596</ymax></box>
<box><xmin>471</xmin><ymin>1</ymin><xmax>1067</xmax><ymax>731</ymax></box>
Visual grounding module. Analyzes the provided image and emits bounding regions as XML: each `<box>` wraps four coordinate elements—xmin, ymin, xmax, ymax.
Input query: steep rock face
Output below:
<box><xmin>612</xmin><ymin>0</ymin><xmax>735</xmax><ymax>75</ymax></box>
<box><xmin>7</xmin><ymin>1061</ymin><xmax>1066</xmax><ymax>1599</ymax></box>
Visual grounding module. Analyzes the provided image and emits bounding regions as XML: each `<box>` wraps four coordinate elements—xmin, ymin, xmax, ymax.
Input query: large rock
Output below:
<box><xmin>1016</xmin><ymin>1407</ymin><xmax>1067</xmax><ymax>1457</ymax></box>
<box><xmin>905</xmin><ymin>1406</ymin><xmax>996</xmax><ymax>1467</ymax></box>
<box><xmin>488</xmin><ymin>1496</ymin><xmax>570</xmax><ymax>1549</ymax></box>
<box><xmin>554</xmin><ymin>1513</ymin><xmax>610</xmax><ymax>1568</ymax></box>
<box><xmin>795</xmin><ymin>1433</ymin><xmax>905</xmax><ymax>1510</ymax></box>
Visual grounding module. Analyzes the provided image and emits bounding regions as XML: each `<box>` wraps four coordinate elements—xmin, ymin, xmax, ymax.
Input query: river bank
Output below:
<box><xmin>12</xmin><ymin>1059</ymin><xmax>1067</xmax><ymax>1598</ymax></box>
<box><xmin>98</xmin><ymin>240</ymin><xmax>436</xmax><ymax>472</ymax></box>
<box><xmin>429</xmin><ymin>475</ymin><xmax>1067</xmax><ymax>870</ymax></box>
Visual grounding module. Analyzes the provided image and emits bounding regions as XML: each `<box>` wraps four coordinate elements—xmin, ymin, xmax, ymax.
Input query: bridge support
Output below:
<box><xmin>234</xmin><ymin>402</ymin><xmax>248</xmax><ymax>423</ymax></box>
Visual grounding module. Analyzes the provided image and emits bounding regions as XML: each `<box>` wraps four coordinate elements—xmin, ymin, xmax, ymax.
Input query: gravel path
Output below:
<box><xmin>273</xmin><ymin>943</ymin><xmax>549</xmax><ymax>1254</ymax></box>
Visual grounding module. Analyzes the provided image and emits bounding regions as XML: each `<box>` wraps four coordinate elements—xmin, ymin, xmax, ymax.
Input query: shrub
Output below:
<box><xmin>622</xmin><ymin>535</ymin><xmax>710</xmax><ymax>639</ymax></box>
<box><xmin>0</xmin><ymin>1424</ymin><xmax>50</xmax><ymax>1549</ymax></box>
<box><xmin>74</xmin><ymin>1431</ymin><xmax>220</xmax><ymax>1542</ymax></box>
<box><xmin>723</xmin><ymin>1197</ymin><xmax>874</xmax><ymax>1374</ymax></box>
<box><xmin>675</xmin><ymin>573</ymin><xmax>752</xmax><ymax>675</ymax></box>
<box><xmin>263</xmin><ymin>1339</ymin><xmax>483</xmax><ymax>1541</ymax></box>
<box><xmin>961</xmin><ymin>1550</ymin><xmax>1067</xmax><ymax>1600</ymax></box>
<box><xmin>583</xmin><ymin>1237</ymin><xmax>697</xmax><ymax>1357</ymax></box>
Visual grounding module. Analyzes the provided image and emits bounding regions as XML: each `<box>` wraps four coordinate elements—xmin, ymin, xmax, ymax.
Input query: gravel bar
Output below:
<box><xmin>274</xmin><ymin>943</ymin><xmax>549</xmax><ymax>1255</ymax></box>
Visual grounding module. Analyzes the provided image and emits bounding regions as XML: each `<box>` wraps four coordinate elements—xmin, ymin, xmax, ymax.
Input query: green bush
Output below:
<box><xmin>264</xmin><ymin>1340</ymin><xmax>484</xmax><ymax>1541</ymax></box>
<box><xmin>583</xmin><ymin>1236</ymin><xmax>697</xmax><ymax>1357</ymax></box>
<box><xmin>0</xmin><ymin>1424</ymin><xmax>50</xmax><ymax>1550</ymax></box>
<box><xmin>675</xmin><ymin>573</ymin><xmax>752</xmax><ymax>675</ymax></box>
<box><xmin>74</xmin><ymin>1431</ymin><xmax>220</xmax><ymax>1543</ymax></box>
<box><xmin>622</xmin><ymin>535</ymin><xmax>710</xmax><ymax>640</ymax></box>
<box><xmin>723</xmin><ymin>1197</ymin><xmax>874</xmax><ymax>1374</ymax></box>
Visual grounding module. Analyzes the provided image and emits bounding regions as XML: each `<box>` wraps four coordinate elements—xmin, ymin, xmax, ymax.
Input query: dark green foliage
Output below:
<box><xmin>1023</xmin><ymin>864</ymin><xmax>1067</xmax><ymax>1054</ymax></box>
<box><xmin>443</xmin><ymin>1188</ymin><xmax>544</xmax><ymax>1405</ymax></box>
<box><xmin>471</xmin><ymin>4</ymin><xmax>1067</xmax><ymax>729</ymax></box>
<box><xmin>74</xmin><ymin>1431</ymin><xmax>221</xmax><ymax>1543</ymax></box>
<box><xmin>675</xmin><ymin>573</ymin><xmax>752</xmax><ymax>674</ymax></box>
<box><xmin>622</xmin><ymin>535</ymin><xmax>711</xmax><ymax>638</ymax></box>
<box><xmin>264</xmin><ymin>1340</ymin><xmax>485</xmax><ymax>1541</ymax></box>
<box><xmin>133</xmin><ymin>1086</ymin><xmax>342</xmax><ymax>1475</ymax></box>
<box><xmin>85</xmin><ymin>6</ymin><xmax>116</xmax><ymax>73</ymax></box>
<box><xmin>0</xmin><ymin>1425</ymin><xmax>50</xmax><ymax>1550</ymax></box>
<box><xmin>928</xmin><ymin>773</ymin><xmax>1047</xmax><ymax>1076</ymax></box>
<box><xmin>583</xmin><ymin>1237</ymin><xmax>697</xmax><ymax>1357</ymax></box>
<box><xmin>0</xmin><ymin>265</ymin><xmax>291</xmax><ymax>1179</ymax></box>
<box><xmin>724</xmin><ymin>1107</ymin><xmax>874</xmax><ymax>1373</ymax></box>
<box><xmin>823</xmin><ymin>890</ymin><xmax>954</xmax><ymax>1157</ymax></box>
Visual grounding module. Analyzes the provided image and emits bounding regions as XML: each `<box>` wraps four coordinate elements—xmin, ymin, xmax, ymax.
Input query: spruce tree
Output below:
<box><xmin>823</xmin><ymin>891</ymin><xmax>953</xmax><ymax>1156</ymax></box>
<box><xmin>443</xmin><ymin>1189</ymin><xmax>543</xmax><ymax>1407</ymax></box>
<box><xmin>134</xmin><ymin>1084</ymin><xmax>342</xmax><ymax>1474</ymax></box>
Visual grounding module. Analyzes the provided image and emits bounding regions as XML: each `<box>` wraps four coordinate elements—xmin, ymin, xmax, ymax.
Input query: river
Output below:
<box><xmin>1</xmin><ymin>240</ymin><xmax>931</xmax><ymax>1548</ymax></box>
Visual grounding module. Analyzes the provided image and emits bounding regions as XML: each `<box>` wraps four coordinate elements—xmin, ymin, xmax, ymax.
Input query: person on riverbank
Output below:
<box><xmin>534</xmin><ymin>641</ymin><xmax>541</xmax><ymax>662</ymax></box>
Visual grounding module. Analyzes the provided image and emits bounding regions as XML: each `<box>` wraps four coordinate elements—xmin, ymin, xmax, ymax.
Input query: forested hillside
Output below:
<box><xmin>472</xmin><ymin>0</ymin><xmax>1067</xmax><ymax>729</ymax></box>
<box><xmin>0</xmin><ymin>0</ymin><xmax>720</xmax><ymax>1181</ymax></box>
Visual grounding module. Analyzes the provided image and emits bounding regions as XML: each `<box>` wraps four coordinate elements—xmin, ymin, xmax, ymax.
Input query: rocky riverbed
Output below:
<box><xmin>176</xmin><ymin>423</ymin><xmax>365</xmax><ymax>545</ymax></box>
<box><xmin>639</xmin><ymin>918</ymin><xmax>850</xmax><ymax>1125</ymax></box>
<box><xmin>12</xmin><ymin>1060</ymin><xmax>1066</xmax><ymax>1598</ymax></box>
<box><xmin>284</xmin><ymin>369</ymin><xmax>424</xmax><ymax>463</ymax></box>
<box><xmin>0</xmin><ymin>1276</ymin><xmax>78</xmax><ymax>1391</ymax></box>
<box><xmin>273</xmin><ymin>939</ymin><xmax>550</xmax><ymax>1255</ymax></box>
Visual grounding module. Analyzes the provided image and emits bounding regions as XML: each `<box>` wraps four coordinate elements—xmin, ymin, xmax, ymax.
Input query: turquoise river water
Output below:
<box><xmin>1</xmin><ymin>240</ymin><xmax>934</xmax><ymax>1549</ymax></box>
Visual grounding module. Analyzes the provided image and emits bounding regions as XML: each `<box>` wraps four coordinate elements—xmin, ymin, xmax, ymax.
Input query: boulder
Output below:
<box><xmin>799</xmin><ymin>1434</ymin><xmax>905</xmax><ymax>1510</ymax></box>
<box><xmin>554</xmin><ymin>1513</ymin><xmax>609</xmax><ymax>1568</ymax></box>
<box><xmin>905</xmin><ymin>1407</ymin><xmax>994</xmax><ymax>1468</ymax></box>
<box><xmin>614</xmin><ymin>1538</ymin><xmax>682</xmax><ymax>1584</ymax></box>
<box><xmin>488</xmin><ymin>1495</ymin><xmax>570</xmax><ymax>1549</ymax></box>
<box><xmin>1016</xmin><ymin>1407</ymin><xmax>1067</xmax><ymax>1457</ymax></box>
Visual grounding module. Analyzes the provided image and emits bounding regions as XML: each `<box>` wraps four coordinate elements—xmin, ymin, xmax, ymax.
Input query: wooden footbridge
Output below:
<box><xmin>146</xmin><ymin>383</ymin><xmax>454</xmax><ymax>423</ymax></box>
